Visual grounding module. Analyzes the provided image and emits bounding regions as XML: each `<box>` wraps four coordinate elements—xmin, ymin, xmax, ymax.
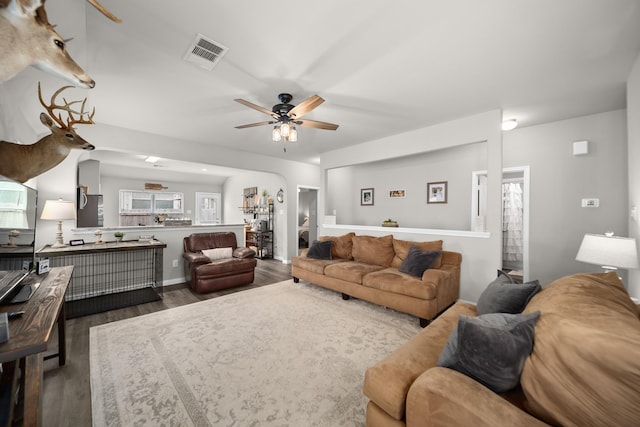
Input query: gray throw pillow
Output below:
<box><xmin>476</xmin><ymin>272</ymin><xmax>541</xmax><ymax>315</ymax></box>
<box><xmin>437</xmin><ymin>311</ymin><xmax>540</xmax><ymax>393</ymax></box>
<box><xmin>398</xmin><ymin>245</ymin><xmax>441</xmax><ymax>278</ymax></box>
<box><xmin>307</xmin><ymin>240</ymin><xmax>333</xmax><ymax>260</ymax></box>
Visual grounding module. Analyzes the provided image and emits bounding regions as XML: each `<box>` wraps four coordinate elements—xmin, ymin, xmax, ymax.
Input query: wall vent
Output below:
<box><xmin>183</xmin><ymin>33</ymin><xmax>229</xmax><ymax>71</ymax></box>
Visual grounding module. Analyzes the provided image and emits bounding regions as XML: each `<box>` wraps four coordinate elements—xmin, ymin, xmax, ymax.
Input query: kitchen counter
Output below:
<box><xmin>71</xmin><ymin>223</ymin><xmax>246</xmax><ymax>233</ymax></box>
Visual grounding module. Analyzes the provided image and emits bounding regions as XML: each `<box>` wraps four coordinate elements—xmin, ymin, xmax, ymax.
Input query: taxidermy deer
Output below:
<box><xmin>0</xmin><ymin>0</ymin><xmax>121</xmax><ymax>87</ymax></box>
<box><xmin>0</xmin><ymin>83</ymin><xmax>96</xmax><ymax>183</ymax></box>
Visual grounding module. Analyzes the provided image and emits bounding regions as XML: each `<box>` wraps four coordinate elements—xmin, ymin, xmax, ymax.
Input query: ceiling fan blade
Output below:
<box><xmin>235</xmin><ymin>121</ymin><xmax>275</xmax><ymax>129</ymax></box>
<box><xmin>234</xmin><ymin>99</ymin><xmax>278</xmax><ymax>118</ymax></box>
<box><xmin>296</xmin><ymin>119</ymin><xmax>339</xmax><ymax>131</ymax></box>
<box><xmin>287</xmin><ymin>95</ymin><xmax>324</xmax><ymax>119</ymax></box>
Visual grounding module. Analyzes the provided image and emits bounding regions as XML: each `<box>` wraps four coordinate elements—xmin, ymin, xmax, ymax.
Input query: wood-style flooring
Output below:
<box><xmin>40</xmin><ymin>259</ymin><xmax>292</xmax><ymax>427</ymax></box>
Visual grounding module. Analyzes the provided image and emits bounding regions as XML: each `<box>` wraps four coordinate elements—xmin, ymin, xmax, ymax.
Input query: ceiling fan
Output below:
<box><xmin>234</xmin><ymin>93</ymin><xmax>339</xmax><ymax>142</ymax></box>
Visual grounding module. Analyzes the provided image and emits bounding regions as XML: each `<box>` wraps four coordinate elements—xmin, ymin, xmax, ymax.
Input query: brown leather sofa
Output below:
<box><xmin>183</xmin><ymin>232</ymin><xmax>257</xmax><ymax>293</ymax></box>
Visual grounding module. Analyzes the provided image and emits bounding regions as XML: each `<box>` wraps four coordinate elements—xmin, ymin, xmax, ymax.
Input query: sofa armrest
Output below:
<box><xmin>406</xmin><ymin>367</ymin><xmax>549</xmax><ymax>427</ymax></box>
<box><xmin>421</xmin><ymin>268</ymin><xmax>448</xmax><ymax>283</ymax></box>
<box><xmin>234</xmin><ymin>247</ymin><xmax>256</xmax><ymax>259</ymax></box>
<box><xmin>183</xmin><ymin>252</ymin><xmax>210</xmax><ymax>265</ymax></box>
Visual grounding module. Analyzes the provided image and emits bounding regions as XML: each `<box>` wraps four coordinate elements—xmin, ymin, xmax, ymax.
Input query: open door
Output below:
<box><xmin>472</xmin><ymin>167</ymin><xmax>530</xmax><ymax>282</ymax></box>
<box><xmin>297</xmin><ymin>187</ymin><xmax>318</xmax><ymax>253</ymax></box>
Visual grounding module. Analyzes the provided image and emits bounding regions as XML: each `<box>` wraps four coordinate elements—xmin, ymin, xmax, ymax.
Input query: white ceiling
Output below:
<box><xmin>46</xmin><ymin>0</ymin><xmax>640</xmax><ymax>175</ymax></box>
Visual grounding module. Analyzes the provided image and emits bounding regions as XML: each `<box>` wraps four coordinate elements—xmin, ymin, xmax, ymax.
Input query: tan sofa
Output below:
<box><xmin>363</xmin><ymin>271</ymin><xmax>640</xmax><ymax>426</ymax></box>
<box><xmin>291</xmin><ymin>233</ymin><xmax>462</xmax><ymax>326</ymax></box>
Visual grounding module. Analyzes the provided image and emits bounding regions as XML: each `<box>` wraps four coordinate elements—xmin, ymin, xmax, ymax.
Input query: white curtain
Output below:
<box><xmin>502</xmin><ymin>182</ymin><xmax>523</xmax><ymax>267</ymax></box>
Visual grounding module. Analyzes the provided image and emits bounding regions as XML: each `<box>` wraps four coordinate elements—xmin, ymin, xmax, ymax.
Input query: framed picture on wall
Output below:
<box><xmin>427</xmin><ymin>181</ymin><xmax>448</xmax><ymax>204</ymax></box>
<box><xmin>361</xmin><ymin>188</ymin><xmax>374</xmax><ymax>206</ymax></box>
<box><xmin>389</xmin><ymin>189</ymin><xmax>406</xmax><ymax>198</ymax></box>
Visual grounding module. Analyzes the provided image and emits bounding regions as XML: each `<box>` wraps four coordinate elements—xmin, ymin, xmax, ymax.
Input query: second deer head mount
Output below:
<box><xmin>0</xmin><ymin>0</ymin><xmax>121</xmax><ymax>87</ymax></box>
<box><xmin>0</xmin><ymin>82</ymin><xmax>96</xmax><ymax>183</ymax></box>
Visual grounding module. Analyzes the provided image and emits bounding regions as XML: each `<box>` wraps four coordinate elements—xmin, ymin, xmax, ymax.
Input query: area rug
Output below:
<box><xmin>90</xmin><ymin>280</ymin><xmax>421</xmax><ymax>426</ymax></box>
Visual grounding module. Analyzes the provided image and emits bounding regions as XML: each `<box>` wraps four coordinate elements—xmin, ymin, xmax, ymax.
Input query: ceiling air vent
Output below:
<box><xmin>183</xmin><ymin>33</ymin><xmax>229</xmax><ymax>71</ymax></box>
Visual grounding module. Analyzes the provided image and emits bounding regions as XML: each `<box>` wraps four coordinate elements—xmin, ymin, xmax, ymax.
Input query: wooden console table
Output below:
<box><xmin>0</xmin><ymin>266</ymin><xmax>72</xmax><ymax>427</ymax></box>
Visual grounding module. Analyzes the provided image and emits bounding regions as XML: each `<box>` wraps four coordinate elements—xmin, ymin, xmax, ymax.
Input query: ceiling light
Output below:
<box><xmin>289</xmin><ymin>127</ymin><xmax>298</xmax><ymax>142</ymax></box>
<box><xmin>280</xmin><ymin>122</ymin><xmax>290</xmax><ymax>138</ymax></box>
<box><xmin>145</xmin><ymin>156</ymin><xmax>160</xmax><ymax>163</ymax></box>
<box><xmin>501</xmin><ymin>119</ymin><xmax>518</xmax><ymax>131</ymax></box>
<box><xmin>272</xmin><ymin>126</ymin><xmax>282</xmax><ymax>141</ymax></box>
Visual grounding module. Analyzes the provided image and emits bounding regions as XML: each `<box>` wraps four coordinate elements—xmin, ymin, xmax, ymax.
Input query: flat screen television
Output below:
<box><xmin>0</xmin><ymin>175</ymin><xmax>38</xmax><ymax>305</ymax></box>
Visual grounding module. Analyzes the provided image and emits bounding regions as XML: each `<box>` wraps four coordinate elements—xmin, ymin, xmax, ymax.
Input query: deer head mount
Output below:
<box><xmin>0</xmin><ymin>0</ymin><xmax>121</xmax><ymax>87</ymax></box>
<box><xmin>0</xmin><ymin>82</ymin><xmax>96</xmax><ymax>183</ymax></box>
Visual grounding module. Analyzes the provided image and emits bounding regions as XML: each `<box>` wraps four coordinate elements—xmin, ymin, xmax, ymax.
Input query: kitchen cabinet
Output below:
<box><xmin>119</xmin><ymin>190</ymin><xmax>183</xmax><ymax>215</ymax></box>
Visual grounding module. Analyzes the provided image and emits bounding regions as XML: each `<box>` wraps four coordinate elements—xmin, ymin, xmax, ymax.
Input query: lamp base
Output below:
<box><xmin>50</xmin><ymin>241</ymin><xmax>66</xmax><ymax>248</ymax></box>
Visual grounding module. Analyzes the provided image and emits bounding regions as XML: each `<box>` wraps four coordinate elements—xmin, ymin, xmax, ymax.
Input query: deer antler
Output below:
<box><xmin>87</xmin><ymin>0</ymin><xmax>121</xmax><ymax>23</ymax></box>
<box><xmin>38</xmin><ymin>82</ymin><xmax>95</xmax><ymax>129</ymax></box>
<box><xmin>34</xmin><ymin>0</ymin><xmax>122</xmax><ymax>24</ymax></box>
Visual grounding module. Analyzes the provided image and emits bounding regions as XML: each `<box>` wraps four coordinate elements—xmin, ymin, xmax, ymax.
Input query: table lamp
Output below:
<box><xmin>41</xmin><ymin>198</ymin><xmax>76</xmax><ymax>248</ymax></box>
<box><xmin>575</xmin><ymin>233</ymin><xmax>639</xmax><ymax>273</ymax></box>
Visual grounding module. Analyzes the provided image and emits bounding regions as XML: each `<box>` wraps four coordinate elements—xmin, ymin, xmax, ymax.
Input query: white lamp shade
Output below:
<box><xmin>41</xmin><ymin>199</ymin><xmax>76</xmax><ymax>221</ymax></box>
<box><xmin>576</xmin><ymin>234</ymin><xmax>639</xmax><ymax>270</ymax></box>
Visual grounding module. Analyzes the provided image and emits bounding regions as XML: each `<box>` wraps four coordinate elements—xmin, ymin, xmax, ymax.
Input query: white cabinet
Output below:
<box><xmin>119</xmin><ymin>190</ymin><xmax>183</xmax><ymax>215</ymax></box>
<box><xmin>153</xmin><ymin>193</ymin><xmax>184</xmax><ymax>214</ymax></box>
<box><xmin>119</xmin><ymin>191</ymin><xmax>152</xmax><ymax>214</ymax></box>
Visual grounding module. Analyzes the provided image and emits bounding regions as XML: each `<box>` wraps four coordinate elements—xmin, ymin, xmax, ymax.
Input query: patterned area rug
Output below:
<box><xmin>90</xmin><ymin>280</ymin><xmax>421</xmax><ymax>426</ymax></box>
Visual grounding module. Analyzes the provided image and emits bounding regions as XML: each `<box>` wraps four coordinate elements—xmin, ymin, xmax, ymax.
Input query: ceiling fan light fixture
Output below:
<box><xmin>280</xmin><ymin>122</ymin><xmax>290</xmax><ymax>137</ymax></box>
<box><xmin>288</xmin><ymin>127</ymin><xmax>298</xmax><ymax>142</ymax></box>
<box><xmin>272</xmin><ymin>126</ymin><xmax>282</xmax><ymax>141</ymax></box>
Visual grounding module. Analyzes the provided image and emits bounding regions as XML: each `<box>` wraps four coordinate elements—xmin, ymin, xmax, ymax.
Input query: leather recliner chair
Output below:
<box><xmin>183</xmin><ymin>232</ymin><xmax>257</xmax><ymax>293</ymax></box>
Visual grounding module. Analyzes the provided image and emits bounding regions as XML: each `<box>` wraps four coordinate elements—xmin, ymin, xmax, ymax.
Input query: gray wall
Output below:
<box><xmin>503</xmin><ymin>109</ymin><xmax>628</xmax><ymax>286</ymax></box>
<box><xmin>628</xmin><ymin>53</ymin><xmax>640</xmax><ymax>299</ymax></box>
<box><xmin>326</xmin><ymin>142</ymin><xmax>486</xmax><ymax>229</ymax></box>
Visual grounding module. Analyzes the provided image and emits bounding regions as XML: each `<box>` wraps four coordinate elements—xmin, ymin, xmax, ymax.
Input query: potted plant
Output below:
<box><xmin>261</xmin><ymin>189</ymin><xmax>268</xmax><ymax>205</ymax></box>
<box><xmin>382</xmin><ymin>218</ymin><xmax>398</xmax><ymax>227</ymax></box>
<box><xmin>114</xmin><ymin>231</ymin><xmax>125</xmax><ymax>242</ymax></box>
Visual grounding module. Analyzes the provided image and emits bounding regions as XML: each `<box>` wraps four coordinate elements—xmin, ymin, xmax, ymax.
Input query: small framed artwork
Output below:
<box><xmin>389</xmin><ymin>189</ymin><xmax>406</xmax><ymax>198</ymax></box>
<box><xmin>427</xmin><ymin>181</ymin><xmax>448</xmax><ymax>204</ymax></box>
<box><xmin>361</xmin><ymin>188</ymin><xmax>374</xmax><ymax>206</ymax></box>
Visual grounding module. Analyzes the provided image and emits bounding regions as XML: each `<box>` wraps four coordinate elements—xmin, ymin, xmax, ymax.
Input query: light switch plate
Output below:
<box><xmin>581</xmin><ymin>198</ymin><xmax>599</xmax><ymax>208</ymax></box>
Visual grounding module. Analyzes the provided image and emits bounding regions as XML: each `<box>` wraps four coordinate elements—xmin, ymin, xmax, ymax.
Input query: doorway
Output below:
<box><xmin>297</xmin><ymin>186</ymin><xmax>318</xmax><ymax>253</ymax></box>
<box><xmin>472</xmin><ymin>166</ymin><xmax>530</xmax><ymax>282</ymax></box>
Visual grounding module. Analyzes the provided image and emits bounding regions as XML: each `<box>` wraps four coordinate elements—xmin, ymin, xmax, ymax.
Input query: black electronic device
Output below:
<box><xmin>0</xmin><ymin>175</ymin><xmax>38</xmax><ymax>306</ymax></box>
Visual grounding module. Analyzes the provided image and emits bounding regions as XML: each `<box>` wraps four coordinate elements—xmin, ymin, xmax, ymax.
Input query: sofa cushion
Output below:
<box><xmin>352</xmin><ymin>235</ymin><xmax>395</xmax><ymax>267</ymax></box>
<box><xmin>324</xmin><ymin>261</ymin><xmax>385</xmax><ymax>284</ymax></box>
<box><xmin>438</xmin><ymin>311</ymin><xmax>540</xmax><ymax>393</ymax></box>
<box><xmin>477</xmin><ymin>271</ymin><xmax>541</xmax><ymax>315</ymax></box>
<box><xmin>363</xmin><ymin>301</ymin><xmax>478</xmax><ymax>421</ymax></box>
<box><xmin>307</xmin><ymin>240</ymin><xmax>333</xmax><ymax>260</ymax></box>
<box><xmin>520</xmin><ymin>272</ymin><xmax>640</xmax><ymax>426</ymax></box>
<box><xmin>318</xmin><ymin>232</ymin><xmax>356</xmax><ymax>259</ymax></box>
<box><xmin>398</xmin><ymin>246</ymin><xmax>441</xmax><ymax>278</ymax></box>
<box><xmin>391</xmin><ymin>239</ymin><xmax>443</xmax><ymax>269</ymax></box>
<box><xmin>363</xmin><ymin>268</ymin><xmax>438</xmax><ymax>300</ymax></box>
<box><xmin>202</xmin><ymin>247</ymin><xmax>233</xmax><ymax>260</ymax></box>
<box><xmin>291</xmin><ymin>256</ymin><xmax>348</xmax><ymax>275</ymax></box>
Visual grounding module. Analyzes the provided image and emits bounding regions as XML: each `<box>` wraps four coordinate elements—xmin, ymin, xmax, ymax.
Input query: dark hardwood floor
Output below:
<box><xmin>40</xmin><ymin>259</ymin><xmax>292</xmax><ymax>427</ymax></box>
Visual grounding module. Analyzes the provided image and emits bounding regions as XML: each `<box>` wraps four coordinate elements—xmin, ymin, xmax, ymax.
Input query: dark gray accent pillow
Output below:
<box><xmin>307</xmin><ymin>240</ymin><xmax>333</xmax><ymax>260</ymax></box>
<box><xmin>476</xmin><ymin>273</ymin><xmax>541</xmax><ymax>315</ymax></box>
<box><xmin>437</xmin><ymin>311</ymin><xmax>540</xmax><ymax>393</ymax></box>
<box><xmin>398</xmin><ymin>245</ymin><xmax>441</xmax><ymax>278</ymax></box>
